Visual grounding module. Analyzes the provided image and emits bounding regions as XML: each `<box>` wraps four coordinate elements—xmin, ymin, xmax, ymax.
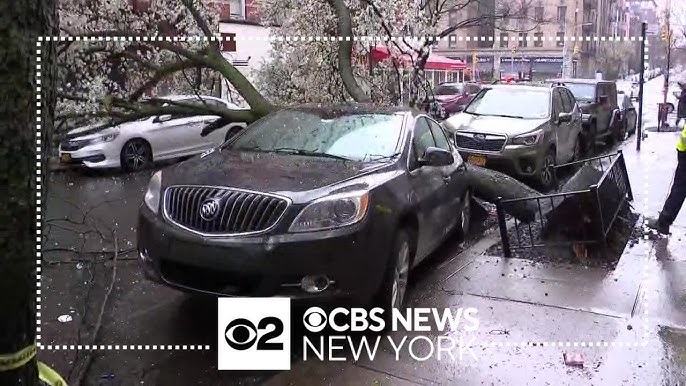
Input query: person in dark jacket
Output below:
<box><xmin>676</xmin><ymin>82</ymin><xmax>686</xmax><ymax>127</ymax></box>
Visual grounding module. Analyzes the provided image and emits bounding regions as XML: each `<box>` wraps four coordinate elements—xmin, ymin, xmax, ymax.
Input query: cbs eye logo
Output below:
<box><xmin>302</xmin><ymin>307</ymin><xmax>328</xmax><ymax>332</ymax></box>
<box><xmin>224</xmin><ymin>317</ymin><xmax>284</xmax><ymax>351</ymax></box>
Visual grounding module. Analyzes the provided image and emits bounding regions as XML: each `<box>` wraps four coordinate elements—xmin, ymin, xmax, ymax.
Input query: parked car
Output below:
<box><xmin>58</xmin><ymin>95</ymin><xmax>248</xmax><ymax>171</ymax></box>
<box><xmin>548</xmin><ymin>79</ymin><xmax>622</xmax><ymax>153</ymax></box>
<box><xmin>430</xmin><ymin>82</ymin><xmax>482</xmax><ymax>118</ymax></box>
<box><xmin>617</xmin><ymin>92</ymin><xmax>637</xmax><ymax>137</ymax></box>
<box><xmin>137</xmin><ymin>105</ymin><xmax>472</xmax><ymax>313</ymax></box>
<box><xmin>443</xmin><ymin>84</ymin><xmax>584</xmax><ymax>189</ymax></box>
<box><xmin>616</xmin><ymin>80</ymin><xmax>639</xmax><ymax>101</ymax></box>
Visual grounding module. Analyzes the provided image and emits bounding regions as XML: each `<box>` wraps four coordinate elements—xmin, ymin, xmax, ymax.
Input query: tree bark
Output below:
<box><xmin>466</xmin><ymin>165</ymin><xmax>547</xmax><ymax>223</ymax></box>
<box><xmin>0</xmin><ymin>0</ymin><xmax>57</xmax><ymax>384</ymax></box>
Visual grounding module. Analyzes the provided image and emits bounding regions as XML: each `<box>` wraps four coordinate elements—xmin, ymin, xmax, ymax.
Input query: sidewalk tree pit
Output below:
<box><xmin>476</xmin><ymin>152</ymin><xmax>638</xmax><ymax>268</ymax></box>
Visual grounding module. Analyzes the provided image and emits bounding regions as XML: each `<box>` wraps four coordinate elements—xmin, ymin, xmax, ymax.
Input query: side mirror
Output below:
<box><xmin>419</xmin><ymin>147</ymin><xmax>454</xmax><ymax>167</ymax></box>
<box><xmin>155</xmin><ymin>114</ymin><xmax>172</xmax><ymax>123</ymax></box>
<box><xmin>558</xmin><ymin>112</ymin><xmax>573</xmax><ymax>123</ymax></box>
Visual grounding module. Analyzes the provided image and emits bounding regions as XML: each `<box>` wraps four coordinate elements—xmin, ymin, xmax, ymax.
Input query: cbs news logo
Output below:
<box><xmin>217</xmin><ymin>298</ymin><xmax>291</xmax><ymax>370</ymax></box>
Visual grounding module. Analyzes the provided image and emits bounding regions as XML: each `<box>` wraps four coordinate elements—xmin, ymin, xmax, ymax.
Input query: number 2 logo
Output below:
<box><xmin>224</xmin><ymin>317</ymin><xmax>285</xmax><ymax>351</ymax></box>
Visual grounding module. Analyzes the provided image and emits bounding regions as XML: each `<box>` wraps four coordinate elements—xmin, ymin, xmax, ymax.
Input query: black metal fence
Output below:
<box><xmin>495</xmin><ymin>151</ymin><xmax>633</xmax><ymax>258</ymax></box>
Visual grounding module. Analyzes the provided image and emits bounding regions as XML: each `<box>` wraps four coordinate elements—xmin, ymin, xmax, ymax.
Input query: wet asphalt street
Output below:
<box><xmin>40</xmin><ymin>76</ymin><xmax>686</xmax><ymax>385</ymax></box>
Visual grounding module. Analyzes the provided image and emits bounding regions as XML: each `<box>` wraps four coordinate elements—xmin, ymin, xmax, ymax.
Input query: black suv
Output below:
<box><xmin>548</xmin><ymin>79</ymin><xmax>623</xmax><ymax>152</ymax></box>
<box><xmin>137</xmin><ymin>105</ymin><xmax>472</xmax><ymax>312</ymax></box>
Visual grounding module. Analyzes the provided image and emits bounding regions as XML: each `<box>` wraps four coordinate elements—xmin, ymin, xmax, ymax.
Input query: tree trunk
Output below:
<box><xmin>466</xmin><ymin>165</ymin><xmax>547</xmax><ymax>222</ymax></box>
<box><xmin>0</xmin><ymin>0</ymin><xmax>57</xmax><ymax>384</ymax></box>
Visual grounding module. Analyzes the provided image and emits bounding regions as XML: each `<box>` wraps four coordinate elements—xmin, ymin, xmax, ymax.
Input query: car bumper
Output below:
<box><xmin>458</xmin><ymin>145</ymin><xmax>544</xmax><ymax>178</ymax></box>
<box><xmin>137</xmin><ymin>204</ymin><xmax>392</xmax><ymax>303</ymax></box>
<box><xmin>58</xmin><ymin>142</ymin><xmax>121</xmax><ymax>169</ymax></box>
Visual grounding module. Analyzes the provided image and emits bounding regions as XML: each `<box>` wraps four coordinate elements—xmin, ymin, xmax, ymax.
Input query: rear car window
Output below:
<box><xmin>435</xmin><ymin>84</ymin><xmax>464</xmax><ymax>95</ymax></box>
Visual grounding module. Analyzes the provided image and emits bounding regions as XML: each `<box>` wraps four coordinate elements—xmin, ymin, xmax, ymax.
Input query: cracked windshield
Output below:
<box><xmin>10</xmin><ymin>0</ymin><xmax>685</xmax><ymax>384</ymax></box>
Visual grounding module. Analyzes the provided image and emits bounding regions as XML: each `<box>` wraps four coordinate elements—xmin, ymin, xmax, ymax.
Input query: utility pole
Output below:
<box><xmin>637</xmin><ymin>22</ymin><xmax>647</xmax><ymax>151</ymax></box>
<box><xmin>662</xmin><ymin>1</ymin><xmax>672</xmax><ymax>116</ymax></box>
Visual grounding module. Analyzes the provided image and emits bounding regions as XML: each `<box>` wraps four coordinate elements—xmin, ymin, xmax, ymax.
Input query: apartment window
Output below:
<box><xmin>518</xmin><ymin>32</ymin><xmax>528</xmax><ymax>48</ymax></box>
<box><xmin>500</xmin><ymin>33</ymin><xmax>509</xmax><ymax>48</ymax></box>
<box><xmin>556</xmin><ymin>32</ymin><xmax>565</xmax><ymax>47</ymax></box>
<box><xmin>448</xmin><ymin>35</ymin><xmax>457</xmax><ymax>48</ymax></box>
<box><xmin>557</xmin><ymin>6</ymin><xmax>567</xmax><ymax>26</ymax></box>
<box><xmin>534</xmin><ymin>32</ymin><xmax>543</xmax><ymax>47</ymax></box>
<box><xmin>535</xmin><ymin>6</ymin><xmax>544</xmax><ymax>22</ymax></box>
<box><xmin>229</xmin><ymin>0</ymin><xmax>245</xmax><ymax>19</ymax></box>
<box><xmin>221</xmin><ymin>33</ymin><xmax>237</xmax><ymax>52</ymax></box>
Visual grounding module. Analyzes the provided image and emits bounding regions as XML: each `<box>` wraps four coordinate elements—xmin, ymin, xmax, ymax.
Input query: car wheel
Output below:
<box><xmin>586</xmin><ymin>123</ymin><xmax>598</xmax><ymax>155</ymax></box>
<box><xmin>120</xmin><ymin>139</ymin><xmax>152</xmax><ymax>172</ymax></box>
<box><xmin>456</xmin><ymin>190</ymin><xmax>471</xmax><ymax>239</ymax></box>
<box><xmin>538</xmin><ymin>149</ymin><xmax>556</xmax><ymax>190</ymax></box>
<box><xmin>376</xmin><ymin>229</ymin><xmax>411</xmax><ymax>316</ymax></box>
<box><xmin>225</xmin><ymin>126</ymin><xmax>243</xmax><ymax>142</ymax></box>
<box><xmin>573</xmin><ymin>135</ymin><xmax>583</xmax><ymax>161</ymax></box>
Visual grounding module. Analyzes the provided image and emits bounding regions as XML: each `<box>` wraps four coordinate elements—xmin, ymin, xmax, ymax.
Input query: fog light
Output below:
<box><xmin>525</xmin><ymin>166</ymin><xmax>533</xmax><ymax>173</ymax></box>
<box><xmin>300</xmin><ymin>275</ymin><xmax>331</xmax><ymax>293</ymax></box>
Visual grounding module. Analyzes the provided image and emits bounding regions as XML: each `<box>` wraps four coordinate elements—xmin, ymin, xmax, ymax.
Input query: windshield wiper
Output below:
<box><xmin>363</xmin><ymin>152</ymin><xmax>401</xmax><ymax>162</ymax></box>
<box><xmin>270</xmin><ymin>147</ymin><xmax>352</xmax><ymax>161</ymax></box>
<box><xmin>487</xmin><ymin>114</ymin><xmax>525</xmax><ymax>119</ymax></box>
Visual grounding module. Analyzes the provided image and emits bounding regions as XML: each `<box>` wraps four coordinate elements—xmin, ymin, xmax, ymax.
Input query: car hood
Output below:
<box><xmin>66</xmin><ymin>124</ymin><xmax>121</xmax><ymax>141</ymax></box>
<box><xmin>161</xmin><ymin>149</ymin><xmax>393</xmax><ymax>196</ymax></box>
<box><xmin>443</xmin><ymin>113</ymin><xmax>548</xmax><ymax>136</ymax></box>
<box><xmin>435</xmin><ymin>95</ymin><xmax>461</xmax><ymax>102</ymax></box>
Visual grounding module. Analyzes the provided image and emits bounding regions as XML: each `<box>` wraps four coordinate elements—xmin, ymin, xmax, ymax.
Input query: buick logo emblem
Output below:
<box><xmin>473</xmin><ymin>133</ymin><xmax>486</xmax><ymax>140</ymax></box>
<box><xmin>199</xmin><ymin>198</ymin><xmax>221</xmax><ymax>221</ymax></box>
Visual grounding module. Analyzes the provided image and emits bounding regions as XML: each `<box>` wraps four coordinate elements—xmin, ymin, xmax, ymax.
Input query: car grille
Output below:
<box><xmin>60</xmin><ymin>138</ymin><xmax>92</xmax><ymax>151</ymax></box>
<box><xmin>164</xmin><ymin>186</ymin><xmax>290</xmax><ymax>235</ymax></box>
<box><xmin>455</xmin><ymin>134</ymin><xmax>506</xmax><ymax>152</ymax></box>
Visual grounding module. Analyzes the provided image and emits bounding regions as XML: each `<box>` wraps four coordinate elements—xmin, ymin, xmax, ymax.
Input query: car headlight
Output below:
<box><xmin>99</xmin><ymin>130</ymin><xmax>120</xmax><ymax>142</ymax></box>
<box><xmin>511</xmin><ymin>130</ymin><xmax>543</xmax><ymax>146</ymax></box>
<box><xmin>289</xmin><ymin>191</ymin><xmax>370</xmax><ymax>232</ymax></box>
<box><xmin>144</xmin><ymin>171</ymin><xmax>162</xmax><ymax>214</ymax></box>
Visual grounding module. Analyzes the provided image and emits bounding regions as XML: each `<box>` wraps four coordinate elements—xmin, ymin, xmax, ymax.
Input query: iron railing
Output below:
<box><xmin>495</xmin><ymin>151</ymin><xmax>633</xmax><ymax>257</ymax></box>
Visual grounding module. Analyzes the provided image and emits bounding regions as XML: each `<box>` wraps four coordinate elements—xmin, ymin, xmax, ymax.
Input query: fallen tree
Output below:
<box><xmin>466</xmin><ymin>164</ymin><xmax>548</xmax><ymax>223</ymax></box>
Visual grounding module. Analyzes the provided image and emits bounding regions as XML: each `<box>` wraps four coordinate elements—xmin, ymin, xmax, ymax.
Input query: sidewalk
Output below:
<box><xmin>266</xmin><ymin>134</ymin><xmax>686</xmax><ymax>385</ymax></box>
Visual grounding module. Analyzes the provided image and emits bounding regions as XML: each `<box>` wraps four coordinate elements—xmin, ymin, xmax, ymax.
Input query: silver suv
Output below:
<box><xmin>442</xmin><ymin>84</ymin><xmax>584</xmax><ymax>189</ymax></box>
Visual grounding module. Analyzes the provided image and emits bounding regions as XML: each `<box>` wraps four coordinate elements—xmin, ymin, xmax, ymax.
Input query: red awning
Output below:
<box><xmin>370</xmin><ymin>46</ymin><xmax>466</xmax><ymax>70</ymax></box>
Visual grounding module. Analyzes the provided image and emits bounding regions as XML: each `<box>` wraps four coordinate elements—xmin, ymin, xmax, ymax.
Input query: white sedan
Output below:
<box><xmin>58</xmin><ymin>95</ymin><xmax>248</xmax><ymax>171</ymax></box>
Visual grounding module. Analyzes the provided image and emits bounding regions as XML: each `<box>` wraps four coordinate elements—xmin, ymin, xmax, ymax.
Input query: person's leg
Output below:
<box><xmin>658</xmin><ymin>151</ymin><xmax>686</xmax><ymax>227</ymax></box>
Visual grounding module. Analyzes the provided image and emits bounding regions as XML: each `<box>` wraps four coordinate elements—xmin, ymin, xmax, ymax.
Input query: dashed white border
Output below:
<box><xmin>37</xmin><ymin>34</ymin><xmax>649</xmax><ymax>352</ymax></box>
<box><xmin>641</xmin><ymin>37</ymin><xmax>652</xmax><ymax>348</ymax></box>
<box><xmin>38</xmin><ymin>34</ymin><xmax>645</xmax><ymax>43</ymax></box>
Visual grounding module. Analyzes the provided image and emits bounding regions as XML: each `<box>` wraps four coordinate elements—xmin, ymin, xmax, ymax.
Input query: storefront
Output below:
<box><xmin>499</xmin><ymin>57</ymin><xmax>531</xmax><ymax>81</ymax></box>
<box><xmin>530</xmin><ymin>57</ymin><xmax>564</xmax><ymax>80</ymax></box>
<box><xmin>462</xmin><ymin>55</ymin><xmax>495</xmax><ymax>82</ymax></box>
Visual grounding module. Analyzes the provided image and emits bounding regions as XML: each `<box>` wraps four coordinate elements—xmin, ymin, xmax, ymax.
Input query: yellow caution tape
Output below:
<box><xmin>0</xmin><ymin>344</ymin><xmax>36</xmax><ymax>372</ymax></box>
<box><xmin>0</xmin><ymin>344</ymin><xmax>68</xmax><ymax>385</ymax></box>
<box><xmin>38</xmin><ymin>361</ymin><xmax>68</xmax><ymax>386</ymax></box>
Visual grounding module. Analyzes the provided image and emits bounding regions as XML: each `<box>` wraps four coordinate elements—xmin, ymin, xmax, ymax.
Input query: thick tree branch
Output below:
<box><xmin>326</xmin><ymin>0</ymin><xmax>372</xmax><ymax>103</ymax></box>
<box><xmin>181</xmin><ymin>0</ymin><xmax>221</xmax><ymax>51</ymax></box>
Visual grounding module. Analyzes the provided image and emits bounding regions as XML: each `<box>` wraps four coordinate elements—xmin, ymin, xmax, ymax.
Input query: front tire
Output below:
<box><xmin>120</xmin><ymin>139</ymin><xmax>152</xmax><ymax>172</ymax></box>
<box><xmin>538</xmin><ymin>149</ymin><xmax>556</xmax><ymax>191</ymax></box>
<box><xmin>375</xmin><ymin>229</ymin><xmax>412</xmax><ymax>318</ymax></box>
<box><xmin>456</xmin><ymin>190</ymin><xmax>471</xmax><ymax>240</ymax></box>
<box><xmin>225</xmin><ymin>126</ymin><xmax>243</xmax><ymax>142</ymax></box>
